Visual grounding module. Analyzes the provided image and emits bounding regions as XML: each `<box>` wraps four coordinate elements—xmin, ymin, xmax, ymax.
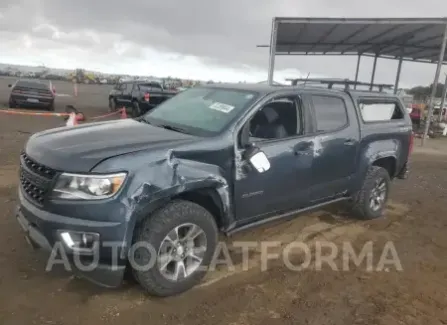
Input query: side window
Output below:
<box><xmin>121</xmin><ymin>83</ymin><xmax>130</xmax><ymax>92</ymax></box>
<box><xmin>358</xmin><ymin>100</ymin><xmax>404</xmax><ymax>122</ymax></box>
<box><xmin>114</xmin><ymin>83</ymin><xmax>124</xmax><ymax>91</ymax></box>
<box><xmin>311</xmin><ymin>95</ymin><xmax>348</xmax><ymax>132</ymax></box>
<box><xmin>247</xmin><ymin>96</ymin><xmax>302</xmax><ymax>141</ymax></box>
<box><xmin>138</xmin><ymin>82</ymin><xmax>162</xmax><ymax>92</ymax></box>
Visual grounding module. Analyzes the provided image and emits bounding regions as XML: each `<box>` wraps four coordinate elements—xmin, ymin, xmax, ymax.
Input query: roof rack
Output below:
<box><xmin>286</xmin><ymin>78</ymin><xmax>394</xmax><ymax>92</ymax></box>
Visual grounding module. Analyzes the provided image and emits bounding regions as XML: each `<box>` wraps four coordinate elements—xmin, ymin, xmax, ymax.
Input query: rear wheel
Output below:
<box><xmin>350</xmin><ymin>166</ymin><xmax>390</xmax><ymax>220</ymax></box>
<box><xmin>131</xmin><ymin>200</ymin><xmax>218</xmax><ymax>297</ymax></box>
<box><xmin>131</xmin><ymin>101</ymin><xmax>141</xmax><ymax>117</ymax></box>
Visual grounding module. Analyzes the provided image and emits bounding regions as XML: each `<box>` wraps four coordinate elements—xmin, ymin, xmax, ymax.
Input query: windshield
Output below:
<box><xmin>16</xmin><ymin>80</ymin><xmax>49</xmax><ymax>90</ymax></box>
<box><xmin>143</xmin><ymin>87</ymin><xmax>259</xmax><ymax>136</ymax></box>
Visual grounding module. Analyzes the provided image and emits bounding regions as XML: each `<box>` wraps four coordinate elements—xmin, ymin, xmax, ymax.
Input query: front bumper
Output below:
<box><xmin>16</xmin><ymin>190</ymin><xmax>126</xmax><ymax>288</ymax></box>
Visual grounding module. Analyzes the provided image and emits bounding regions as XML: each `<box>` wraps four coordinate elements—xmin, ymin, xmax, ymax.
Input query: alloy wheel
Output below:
<box><xmin>157</xmin><ymin>223</ymin><xmax>207</xmax><ymax>282</ymax></box>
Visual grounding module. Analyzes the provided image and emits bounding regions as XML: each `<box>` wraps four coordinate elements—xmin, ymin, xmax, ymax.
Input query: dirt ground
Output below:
<box><xmin>0</xmin><ymin>76</ymin><xmax>447</xmax><ymax>325</ymax></box>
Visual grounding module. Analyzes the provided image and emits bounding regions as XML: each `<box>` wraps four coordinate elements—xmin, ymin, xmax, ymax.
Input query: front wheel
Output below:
<box><xmin>350</xmin><ymin>166</ymin><xmax>390</xmax><ymax>220</ymax></box>
<box><xmin>131</xmin><ymin>200</ymin><xmax>218</xmax><ymax>297</ymax></box>
<box><xmin>109</xmin><ymin>97</ymin><xmax>117</xmax><ymax>112</ymax></box>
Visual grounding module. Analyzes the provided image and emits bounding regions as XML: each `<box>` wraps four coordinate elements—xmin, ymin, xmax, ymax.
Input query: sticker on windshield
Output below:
<box><xmin>209</xmin><ymin>102</ymin><xmax>235</xmax><ymax>113</ymax></box>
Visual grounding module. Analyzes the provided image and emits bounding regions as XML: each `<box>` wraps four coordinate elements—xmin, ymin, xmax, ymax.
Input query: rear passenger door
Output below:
<box><xmin>307</xmin><ymin>93</ymin><xmax>360</xmax><ymax>203</ymax></box>
<box><xmin>120</xmin><ymin>83</ymin><xmax>133</xmax><ymax>107</ymax></box>
<box><xmin>113</xmin><ymin>83</ymin><xmax>125</xmax><ymax>106</ymax></box>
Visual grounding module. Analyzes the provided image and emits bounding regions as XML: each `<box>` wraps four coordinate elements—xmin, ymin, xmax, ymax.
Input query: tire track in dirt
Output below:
<box><xmin>198</xmin><ymin>201</ymin><xmax>409</xmax><ymax>289</ymax></box>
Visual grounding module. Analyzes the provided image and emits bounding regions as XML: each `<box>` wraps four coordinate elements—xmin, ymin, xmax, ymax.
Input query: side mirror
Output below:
<box><xmin>8</xmin><ymin>84</ymin><xmax>12</xmax><ymax>88</ymax></box>
<box><xmin>244</xmin><ymin>146</ymin><xmax>270</xmax><ymax>173</ymax></box>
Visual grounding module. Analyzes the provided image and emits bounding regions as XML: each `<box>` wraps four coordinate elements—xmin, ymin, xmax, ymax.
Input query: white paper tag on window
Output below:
<box><xmin>209</xmin><ymin>102</ymin><xmax>235</xmax><ymax>113</ymax></box>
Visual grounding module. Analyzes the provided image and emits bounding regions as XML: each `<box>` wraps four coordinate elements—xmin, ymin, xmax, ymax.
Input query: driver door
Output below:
<box><xmin>234</xmin><ymin>94</ymin><xmax>315</xmax><ymax>223</ymax></box>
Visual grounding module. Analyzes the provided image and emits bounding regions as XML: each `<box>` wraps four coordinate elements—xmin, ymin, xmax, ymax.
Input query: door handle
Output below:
<box><xmin>344</xmin><ymin>138</ymin><xmax>356</xmax><ymax>146</ymax></box>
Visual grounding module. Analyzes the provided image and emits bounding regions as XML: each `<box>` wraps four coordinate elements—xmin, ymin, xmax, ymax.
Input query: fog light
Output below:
<box><xmin>60</xmin><ymin>232</ymin><xmax>76</xmax><ymax>248</ymax></box>
<box><xmin>58</xmin><ymin>230</ymin><xmax>99</xmax><ymax>253</ymax></box>
<box><xmin>81</xmin><ymin>233</ymin><xmax>95</xmax><ymax>247</ymax></box>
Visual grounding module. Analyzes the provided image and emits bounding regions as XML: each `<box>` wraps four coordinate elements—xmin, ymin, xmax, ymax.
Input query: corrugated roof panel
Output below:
<box><xmin>271</xmin><ymin>17</ymin><xmax>447</xmax><ymax>62</ymax></box>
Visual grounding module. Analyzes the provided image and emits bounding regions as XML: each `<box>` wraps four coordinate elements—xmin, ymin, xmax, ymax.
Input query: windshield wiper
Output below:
<box><xmin>157</xmin><ymin>124</ymin><xmax>190</xmax><ymax>134</ymax></box>
<box><xmin>139</xmin><ymin>118</ymin><xmax>190</xmax><ymax>134</ymax></box>
<box><xmin>136</xmin><ymin>116</ymin><xmax>150</xmax><ymax>123</ymax></box>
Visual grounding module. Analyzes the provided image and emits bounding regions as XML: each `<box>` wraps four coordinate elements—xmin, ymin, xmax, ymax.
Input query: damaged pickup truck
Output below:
<box><xmin>16</xmin><ymin>83</ymin><xmax>412</xmax><ymax>296</ymax></box>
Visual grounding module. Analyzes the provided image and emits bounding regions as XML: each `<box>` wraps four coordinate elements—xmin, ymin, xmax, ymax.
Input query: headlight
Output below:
<box><xmin>52</xmin><ymin>172</ymin><xmax>127</xmax><ymax>200</ymax></box>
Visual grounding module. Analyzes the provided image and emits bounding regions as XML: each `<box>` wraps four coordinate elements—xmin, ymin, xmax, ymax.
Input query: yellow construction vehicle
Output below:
<box><xmin>69</xmin><ymin>69</ymin><xmax>97</xmax><ymax>84</ymax></box>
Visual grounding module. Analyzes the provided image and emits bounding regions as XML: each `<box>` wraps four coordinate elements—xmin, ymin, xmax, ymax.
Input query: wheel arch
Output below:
<box><xmin>351</xmin><ymin>150</ymin><xmax>398</xmax><ymax>195</ymax></box>
<box><xmin>133</xmin><ymin>186</ymin><xmax>228</xmax><ymax>231</ymax></box>
<box><xmin>371</xmin><ymin>156</ymin><xmax>397</xmax><ymax>179</ymax></box>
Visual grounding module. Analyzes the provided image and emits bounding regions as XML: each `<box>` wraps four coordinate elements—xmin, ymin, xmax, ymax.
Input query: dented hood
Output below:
<box><xmin>25</xmin><ymin>119</ymin><xmax>197</xmax><ymax>172</ymax></box>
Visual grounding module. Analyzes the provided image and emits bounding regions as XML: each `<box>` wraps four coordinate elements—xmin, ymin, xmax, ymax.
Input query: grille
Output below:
<box><xmin>20</xmin><ymin>172</ymin><xmax>46</xmax><ymax>204</ymax></box>
<box><xmin>21</xmin><ymin>152</ymin><xmax>56</xmax><ymax>179</ymax></box>
<box><xmin>20</xmin><ymin>152</ymin><xmax>57</xmax><ymax>205</ymax></box>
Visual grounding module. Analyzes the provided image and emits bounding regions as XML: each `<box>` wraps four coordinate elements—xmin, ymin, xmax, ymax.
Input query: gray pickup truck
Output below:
<box><xmin>108</xmin><ymin>80</ymin><xmax>178</xmax><ymax>116</ymax></box>
<box><xmin>16</xmin><ymin>83</ymin><xmax>412</xmax><ymax>296</ymax></box>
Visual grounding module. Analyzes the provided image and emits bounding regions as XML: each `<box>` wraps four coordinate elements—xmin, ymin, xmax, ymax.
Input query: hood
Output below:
<box><xmin>25</xmin><ymin>119</ymin><xmax>197</xmax><ymax>172</ymax></box>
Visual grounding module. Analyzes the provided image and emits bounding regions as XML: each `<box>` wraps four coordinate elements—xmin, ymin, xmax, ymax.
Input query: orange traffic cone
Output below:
<box><xmin>120</xmin><ymin>107</ymin><xmax>128</xmax><ymax>119</ymax></box>
<box><xmin>66</xmin><ymin>112</ymin><xmax>78</xmax><ymax>126</ymax></box>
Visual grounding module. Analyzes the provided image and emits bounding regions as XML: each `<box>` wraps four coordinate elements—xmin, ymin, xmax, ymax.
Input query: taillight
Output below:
<box><xmin>409</xmin><ymin>132</ymin><xmax>414</xmax><ymax>154</ymax></box>
<box><xmin>144</xmin><ymin>92</ymin><xmax>150</xmax><ymax>102</ymax></box>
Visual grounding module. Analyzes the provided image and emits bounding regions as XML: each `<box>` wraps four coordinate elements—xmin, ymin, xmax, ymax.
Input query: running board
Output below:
<box><xmin>226</xmin><ymin>197</ymin><xmax>349</xmax><ymax>236</ymax></box>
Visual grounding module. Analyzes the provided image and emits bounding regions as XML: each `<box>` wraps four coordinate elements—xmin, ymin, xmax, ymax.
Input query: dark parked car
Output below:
<box><xmin>8</xmin><ymin>79</ymin><xmax>55</xmax><ymax>111</ymax></box>
<box><xmin>16</xmin><ymin>83</ymin><xmax>412</xmax><ymax>296</ymax></box>
<box><xmin>108</xmin><ymin>80</ymin><xmax>178</xmax><ymax>117</ymax></box>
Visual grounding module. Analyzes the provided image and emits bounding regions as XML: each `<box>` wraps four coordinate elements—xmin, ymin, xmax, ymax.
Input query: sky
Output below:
<box><xmin>1</xmin><ymin>0</ymin><xmax>447</xmax><ymax>86</ymax></box>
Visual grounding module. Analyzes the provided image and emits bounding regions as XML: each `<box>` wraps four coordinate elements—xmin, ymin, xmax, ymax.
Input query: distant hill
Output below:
<box><xmin>0</xmin><ymin>63</ymin><xmax>113</xmax><ymax>77</ymax></box>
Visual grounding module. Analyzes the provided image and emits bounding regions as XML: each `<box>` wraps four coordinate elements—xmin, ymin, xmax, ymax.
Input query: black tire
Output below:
<box><xmin>47</xmin><ymin>102</ymin><xmax>55</xmax><ymax>111</ymax></box>
<box><xmin>109</xmin><ymin>97</ymin><xmax>117</xmax><ymax>112</ymax></box>
<box><xmin>131</xmin><ymin>100</ymin><xmax>141</xmax><ymax>117</ymax></box>
<box><xmin>350</xmin><ymin>166</ymin><xmax>390</xmax><ymax>220</ymax></box>
<box><xmin>131</xmin><ymin>200</ymin><xmax>218</xmax><ymax>297</ymax></box>
<box><xmin>9</xmin><ymin>99</ymin><xmax>16</xmax><ymax>108</ymax></box>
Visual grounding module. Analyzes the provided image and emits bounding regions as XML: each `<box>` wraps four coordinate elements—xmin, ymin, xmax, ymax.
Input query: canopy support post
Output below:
<box><xmin>370</xmin><ymin>54</ymin><xmax>378</xmax><ymax>90</ymax></box>
<box><xmin>354</xmin><ymin>54</ymin><xmax>361</xmax><ymax>89</ymax></box>
<box><xmin>422</xmin><ymin>23</ymin><xmax>447</xmax><ymax>146</ymax></box>
<box><xmin>394</xmin><ymin>57</ymin><xmax>403</xmax><ymax>94</ymax></box>
<box><xmin>438</xmin><ymin>74</ymin><xmax>447</xmax><ymax>121</ymax></box>
<box><xmin>267</xmin><ymin>18</ymin><xmax>278</xmax><ymax>85</ymax></box>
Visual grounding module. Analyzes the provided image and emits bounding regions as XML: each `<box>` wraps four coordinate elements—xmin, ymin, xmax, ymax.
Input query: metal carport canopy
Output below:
<box><xmin>267</xmin><ymin>17</ymin><xmax>447</xmax><ymax>61</ymax></box>
<box><xmin>262</xmin><ymin>17</ymin><xmax>447</xmax><ymax>145</ymax></box>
